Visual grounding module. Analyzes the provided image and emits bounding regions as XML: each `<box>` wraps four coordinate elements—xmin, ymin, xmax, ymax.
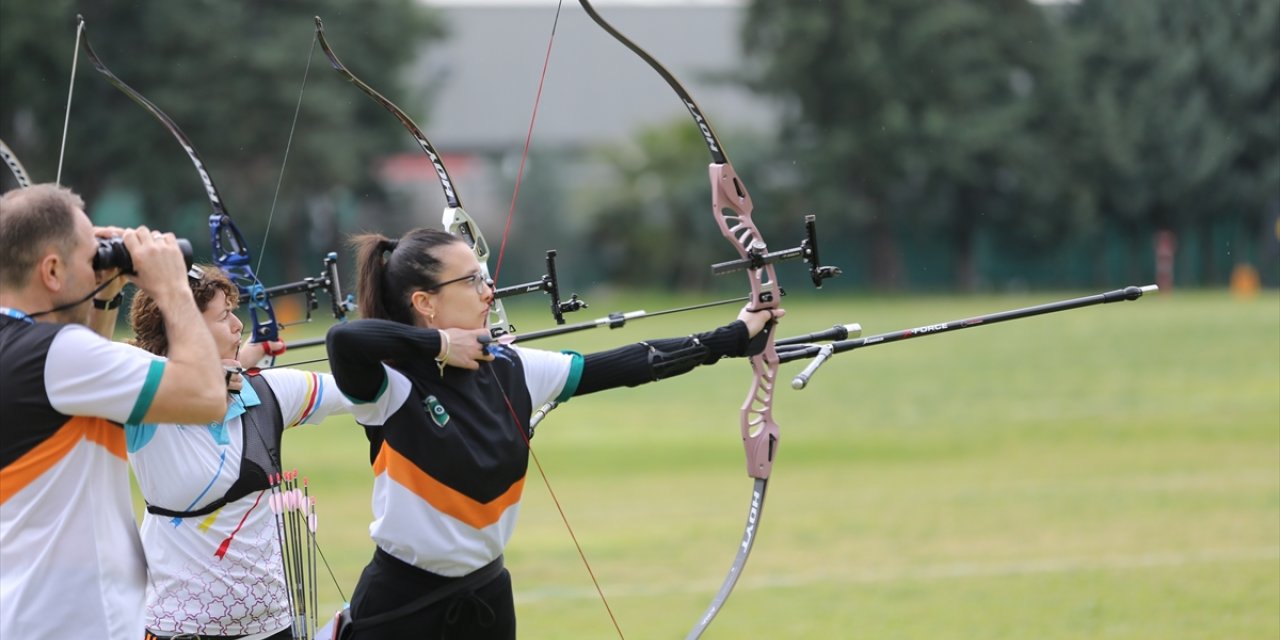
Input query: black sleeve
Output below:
<box><xmin>325</xmin><ymin>319</ymin><xmax>442</xmax><ymax>402</ymax></box>
<box><xmin>574</xmin><ymin>320</ymin><xmax>750</xmax><ymax>396</ymax></box>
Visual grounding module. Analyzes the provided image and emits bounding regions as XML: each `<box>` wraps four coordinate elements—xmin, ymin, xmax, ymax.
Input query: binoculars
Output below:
<box><xmin>93</xmin><ymin>236</ymin><xmax>193</xmax><ymax>274</ymax></box>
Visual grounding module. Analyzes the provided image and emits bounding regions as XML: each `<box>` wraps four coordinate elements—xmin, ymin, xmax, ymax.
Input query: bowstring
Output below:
<box><xmin>490</xmin><ymin>2</ymin><xmax>624</xmax><ymax>636</ymax></box>
<box><xmin>241</xmin><ymin>33</ymin><xmax>345</xmax><ymax>632</ymax></box>
<box><xmin>492</xmin><ymin>0</ymin><xmax>564</xmax><ymax>285</ymax></box>
<box><xmin>484</xmin><ymin>363</ymin><xmax>625</xmax><ymax>638</ymax></box>
<box><xmin>56</xmin><ymin>20</ymin><xmax>85</xmax><ymax>185</ymax></box>
<box><xmin>256</xmin><ymin>30</ymin><xmax>318</xmax><ymax>276</ymax></box>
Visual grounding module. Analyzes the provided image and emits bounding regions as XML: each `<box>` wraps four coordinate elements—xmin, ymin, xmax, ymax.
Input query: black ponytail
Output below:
<box><xmin>350</xmin><ymin>228</ymin><xmax>461</xmax><ymax>324</ymax></box>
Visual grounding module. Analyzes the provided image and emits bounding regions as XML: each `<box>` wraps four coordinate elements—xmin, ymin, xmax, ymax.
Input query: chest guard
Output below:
<box><xmin>145</xmin><ymin>373</ymin><xmax>284</xmax><ymax>518</ymax></box>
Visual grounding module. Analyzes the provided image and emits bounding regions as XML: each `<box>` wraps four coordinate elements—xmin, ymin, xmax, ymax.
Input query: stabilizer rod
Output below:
<box><xmin>783</xmin><ymin>285</ymin><xmax>1158</xmax><ymax>389</ymax></box>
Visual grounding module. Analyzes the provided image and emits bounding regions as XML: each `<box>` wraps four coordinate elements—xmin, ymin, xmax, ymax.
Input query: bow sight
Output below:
<box><xmin>709</xmin><ymin>214</ymin><xmax>842</xmax><ymax>291</ymax></box>
<box><xmin>260</xmin><ymin>252</ymin><xmax>356</xmax><ymax>331</ymax></box>
<box><xmin>492</xmin><ymin>214</ymin><xmax>842</xmax><ymax>348</ymax></box>
<box><xmin>207</xmin><ymin>198</ymin><xmax>353</xmax><ymax>346</ymax></box>
<box><xmin>490</xmin><ymin>249</ymin><xmax>588</xmax><ymax>334</ymax></box>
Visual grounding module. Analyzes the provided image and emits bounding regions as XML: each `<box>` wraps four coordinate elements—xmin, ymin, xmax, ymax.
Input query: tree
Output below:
<box><xmin>1063</xmin><ymin>0</ymin><xmax>1280</xmax><ymax>283</ymax></box>
<box><xmin>579</xmin><ymin>119</ymin><xmax>795</xmax><ymax>292</ymax></box>
<box><xmin>742</xmin><ymin>0</ymin><xmax>1068</xmax><ymax>290</ymax></box>
<box><xmin>0</xmin><ymin>0</ymin><xmax>442</xmax><ymax>283</ymax></box>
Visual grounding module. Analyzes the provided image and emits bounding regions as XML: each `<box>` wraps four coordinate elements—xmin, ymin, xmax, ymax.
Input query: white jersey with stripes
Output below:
<box><xmin>127</xmin><ymin>368</ymin><xmax>352</xmax><ymax>638</ymax></box>
<box><xmin>0</xmin><ymin>319</ymin><xmax>162</xmax><ymax>640</ymax></box>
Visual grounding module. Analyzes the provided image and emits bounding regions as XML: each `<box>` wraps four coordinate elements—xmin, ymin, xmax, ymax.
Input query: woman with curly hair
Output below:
<box><xmin>129</xmin><ymin>265</ymin><xmax>355</xmax><ymax>640</ymax></box>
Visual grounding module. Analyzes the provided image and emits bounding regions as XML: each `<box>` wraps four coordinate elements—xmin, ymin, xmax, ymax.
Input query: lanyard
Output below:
<box><xmin>0</xmin><ymin>307</ymin><xmax>34</xmax><ymax>324</ymax></box>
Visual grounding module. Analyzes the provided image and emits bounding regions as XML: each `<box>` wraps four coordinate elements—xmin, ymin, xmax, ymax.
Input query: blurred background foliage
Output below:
<box><xmin>0</xmin><ymin>0</ymin><xmax>441</xmax><ymax>283</ymax></box>
<box><xmin>1</xmin><ymin>0</ymin><xmax>1276</xmax><ymax>293</ymax></box>
<box><xmin>734</xmin><ymin>0</ymin><xmax>1277</xmax><ymax>290</ymax></box>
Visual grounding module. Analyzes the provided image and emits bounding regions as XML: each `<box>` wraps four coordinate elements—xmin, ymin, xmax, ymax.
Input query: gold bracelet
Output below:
<box><xmin>434</xmin><ymin>330</ymin><xmax>451</xmax><ymax>376</ymax></box>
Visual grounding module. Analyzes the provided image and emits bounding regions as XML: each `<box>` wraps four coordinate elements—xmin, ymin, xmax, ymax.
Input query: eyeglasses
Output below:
<box><xmin>431</xmin><ymin>271</ymin><xmax>494</xmax><ymax>295</ymax></box>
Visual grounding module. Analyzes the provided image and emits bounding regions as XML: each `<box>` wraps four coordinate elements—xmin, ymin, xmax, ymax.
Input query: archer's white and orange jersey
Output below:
<box><xmin>350</xmin><ymin>345</ymin><xmax>581</xmax><ymax>578</ymax></box>
<box><xmin>0</xmin><ymin>317</ymin><xmax>164</xmax><ymax>640</ymax></box>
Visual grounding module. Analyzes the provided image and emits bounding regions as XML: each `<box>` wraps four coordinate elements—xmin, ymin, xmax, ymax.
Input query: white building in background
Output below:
<box><xmin>385</xmin><ymin>0</ymin><xmax>776</xmax><ymax>230</ymax></box>
<box><xmin>418</xmin><ymin>0</ymin><xmax>770</xmax><ymax>151</ymax></box>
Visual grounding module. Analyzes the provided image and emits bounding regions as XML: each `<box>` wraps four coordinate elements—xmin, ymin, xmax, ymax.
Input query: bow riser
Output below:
<box><xmin>209</xmin><ymin>214</ymin><xmax>280</xmax><ymax>342</ymax></box>
<box><xmin>444</xmin><ymin>208</ymin><xmax>491</xmax><ymax>262</ymax></box>
<box><xmin>708</xmin><ymin>163</ymin><xmax>783</xmax><ymax>479</ymax></box>
<box><xmin>742</xmin><ymin>355</ymin><xmax>780</xmax><ymax>478</ymax></box>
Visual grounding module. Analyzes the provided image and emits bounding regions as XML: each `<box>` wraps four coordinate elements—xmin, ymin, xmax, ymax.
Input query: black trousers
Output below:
<box><xmin>348</xmin><ymin>548</ymin><xmax>515</xmax><ymax>640</ymax></box>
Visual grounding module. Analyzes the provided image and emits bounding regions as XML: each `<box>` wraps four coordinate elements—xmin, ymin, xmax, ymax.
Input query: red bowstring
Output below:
<box><xmin>489</xmin><ymin>2</ymin><xmax>624</xmax><ymax>637</ymax></box>
<box><xmin>494</xmin><ymin>385</ymin><xmax>624</xmax><ymax>638</ymax></box>
<box><xmin>491</xmin><ymin>0</ymin><xmax>562</xmax><ymax>285</ymax></box>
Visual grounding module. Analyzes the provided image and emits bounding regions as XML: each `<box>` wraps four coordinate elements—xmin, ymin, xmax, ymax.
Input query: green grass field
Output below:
<box><xmin>187</xmin><ymin>288</ymin><xmax>1277</xmax><ymax>638</ymax></box>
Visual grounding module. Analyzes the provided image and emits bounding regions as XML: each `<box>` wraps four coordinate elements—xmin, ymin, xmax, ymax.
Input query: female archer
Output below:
<box><xmin>324</xmin><ymin>227</ymin><xmax>782</xmax><ymax>639</ymax></box>
<box><xmin>127</xmin><ymin>265</ymin><xmax>355</xmax><ymax>640</ymax></box>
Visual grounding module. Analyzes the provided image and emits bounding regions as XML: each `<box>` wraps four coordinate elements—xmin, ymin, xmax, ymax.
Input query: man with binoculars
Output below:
<box><xmin>0</xmin><ymin>183</ymin><xmax>225</xmax><ymax>639</ymax></box>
